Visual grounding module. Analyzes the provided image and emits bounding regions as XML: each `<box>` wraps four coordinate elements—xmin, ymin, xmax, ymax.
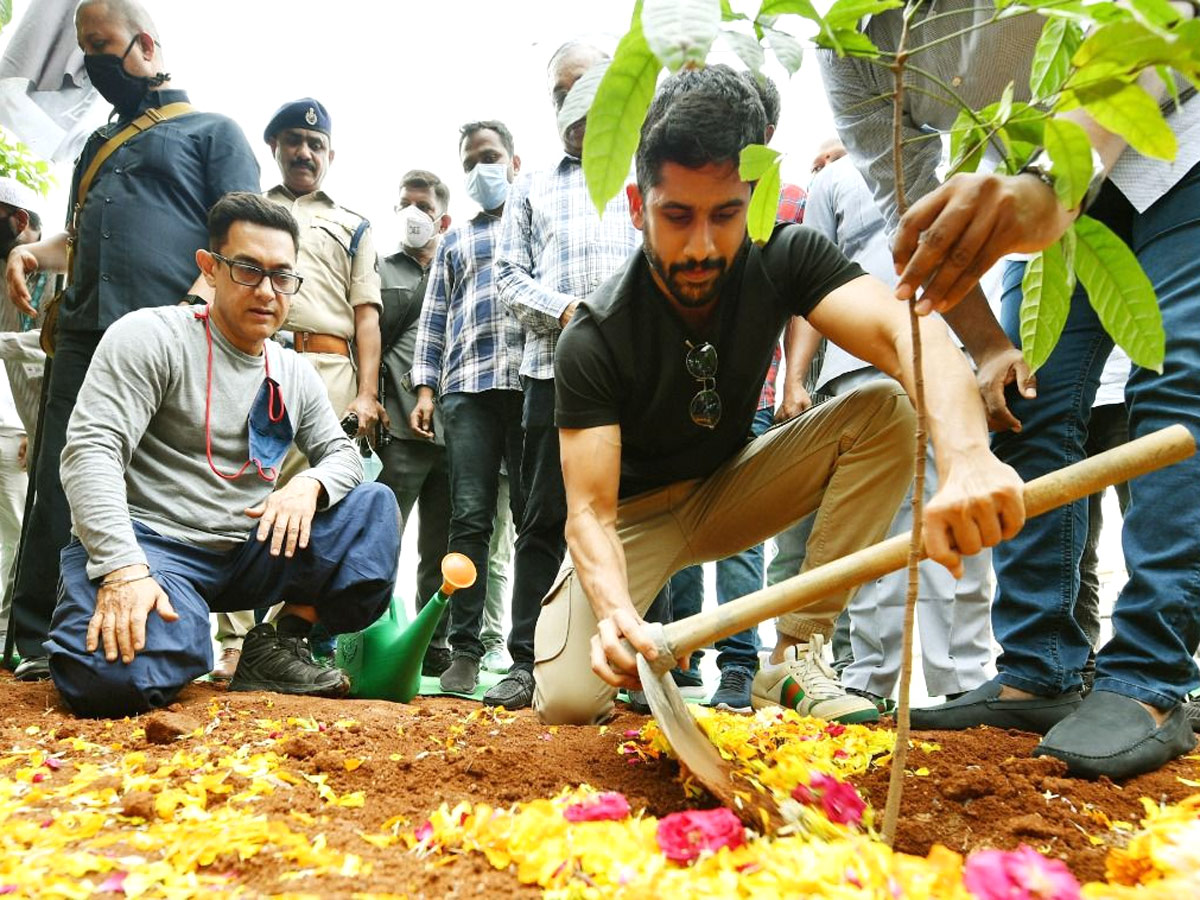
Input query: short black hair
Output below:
<box><xmin>459</xmin><ymin>120</ymin><xmax>515</xmax><ymax>159</ymax></box>
<box><xmin>635</xmin><ymin>65</ymin><xmax>766</xmax><ymax>192</ymax></box>
<box><xmin>27</xmin><ymin>209</ymin><xmax>41</xmax><ymax>233</ymax></box>
<box><xmin>741</xmin><ymin>70</ymin><xmax>780</xmax><ymax>132</ymax></box>
<box><xmin>399</xmin><ymin>169</ymin><xmax>450</xmax><ymax>214</ymax></box>
<box><xmin>207</xmin><ymin>191</ymin><xmax>299</xmax><ymax>253</ymax></box>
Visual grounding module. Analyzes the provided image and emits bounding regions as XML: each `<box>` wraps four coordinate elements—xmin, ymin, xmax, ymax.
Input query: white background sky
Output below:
<box><xmin>6</xmin><ymin>0</ymin><xmax>837</xmax><ymax>250</ymax></box>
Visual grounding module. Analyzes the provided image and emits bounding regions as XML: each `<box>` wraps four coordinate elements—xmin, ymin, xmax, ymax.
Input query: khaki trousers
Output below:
<box><xmin>533</xmin><ymin>380</ymin><xmax>916</xmax><ymax>725</ymax></box>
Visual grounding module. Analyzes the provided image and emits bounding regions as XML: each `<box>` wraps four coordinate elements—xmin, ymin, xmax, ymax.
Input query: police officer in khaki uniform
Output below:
<box><xmin>211</xmin><ymin>98</ymin><xmax>385</xmax><ymax>679</ymax></box>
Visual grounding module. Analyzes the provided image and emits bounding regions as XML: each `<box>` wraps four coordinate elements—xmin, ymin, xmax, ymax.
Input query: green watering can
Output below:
<box><xmin>335</xmin><ymin>553</ymin><xmax>476</xmax><ymax>702</ymax></box>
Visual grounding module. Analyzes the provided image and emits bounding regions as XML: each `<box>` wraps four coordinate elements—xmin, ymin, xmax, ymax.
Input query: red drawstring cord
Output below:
<box><xmin>196</xmin><ymin>307</ymin><xmax>283</xmax><ymax>482</ymax></box>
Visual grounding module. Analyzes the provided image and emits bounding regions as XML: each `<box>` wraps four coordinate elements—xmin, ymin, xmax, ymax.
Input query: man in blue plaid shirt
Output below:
<box><xmin>411</xmin><ymin>120</ymin><xmax>527</xmax><ymax>699</ymax></box>
<box><xmin>492</xmin><ymin>41</ymin><xmax>643</xmax><ymax>707</ymax></box>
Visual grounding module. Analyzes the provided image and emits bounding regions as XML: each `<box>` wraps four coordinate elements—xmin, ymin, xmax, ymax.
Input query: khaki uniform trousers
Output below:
<box><xmin>533</xmin><ymin>380</ymin><xmax>916</xmax><ymax>725</ymax></box>
<box><xmin>215</xmin><ymin>351</ymin><xmax>358</xmax><ymax>645</ymax></box>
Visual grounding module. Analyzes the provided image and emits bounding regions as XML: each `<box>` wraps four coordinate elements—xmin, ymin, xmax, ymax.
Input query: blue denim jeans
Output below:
<box><xmin>440</xmin><ymin>390</ymin><xmax>525</xmax><ymax>662</ymax></box>
<box><xmin>668</xmin><ymin>407</ymin><xmax>773</xmax><ymax>672</ymax></box>
<box><xmin>992</xmin><ymin>164</ymin><xmax>1200</xmax><ymax>708</ymax></box>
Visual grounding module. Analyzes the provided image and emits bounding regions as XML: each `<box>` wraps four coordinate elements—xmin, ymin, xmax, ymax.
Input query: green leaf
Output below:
<box><xmin>765</xmin><ymin>26</ymin><xmax>804</xmax><ymax>74</ymax></box>
<box><xmin>758</xmin><ymin>0</ymin><xmax>821</xmax><ymax>19</ymax></box>
<box><xmin>642</xmin><ymin>0</ymin><xmax>721</xmax><ymax>71</ymax></box>
<box><xmin>739</xmin><ymin>143</ymin><xmax>780</xmax><ymax>181</ymax></box>
<box><xmin>581</xmin><ymin>21</ymin><xmax>662</xmax><ymax>215</ymax></box>
<box><xmin>719</xmin><ymin>0</ymin><xmax>745</xmax><ymax>20</ymax></box>
<box><xmin>1029</xmin><ymin>16</ymin><xmax>1083</xmax><ymax>101</ymax></box>
<box><xmin>1019</xmin><ymin>238</ymin><xmax>1075</xmax><ymax>373</ymax></box>
<box><xmin>0</xmin><ymin>0</ymin><xmax>10</xmax><ymax>29</ymax></box>
<box><xmin>1128</xmin><ymin>0</ymin><xmax>1181</xmax><ymax>28</ymax></box>
<box><xmin>721</xmin><ymin>28</ymin><xmax>766</xmax><ymax>72</ymax></box>
<box><xmin>1072</xmin><ymin>21</ymin><xmax>1173</xmax><ymax>75</ymax></box>
<box><xmin>824</xmin><ymin>0</ymin><xmax>903</xmax><ymax>30</ymax></box>
<box><xmin>947</xmin><ymin>108</ymin><xmax>989</xmax><ymax>175</ymax></box>
<box><xmin>1073</xmin><ymin>215</ymin><xmax>1165</xmax><ymax>371</ymax></box>
<box><xmin>745</xmin><ymin>156</ymin><xmax>782</xmax><ymax>245</ymax></box>
<box><xmin>1075</xmin><ymin>79</ymin><xmax>1176</xmax><ymax>160</ymax></box>
<box><xmin>1042</xmin><ymin>118</ymin><xmax>1094</xmax><ymax>209</ymax></box>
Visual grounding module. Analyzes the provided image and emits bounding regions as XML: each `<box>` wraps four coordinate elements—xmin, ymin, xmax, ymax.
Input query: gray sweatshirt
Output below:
<box><xmin>62</xmin><ymin>305</ymin><xmax>363</xmax><ymax>579</ymax></box>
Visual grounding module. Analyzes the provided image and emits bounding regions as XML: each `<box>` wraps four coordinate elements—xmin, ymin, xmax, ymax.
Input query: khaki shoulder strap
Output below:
<box><xmin>76</xmin><ymin>102</ymin><xmax>194</xmax><ymax>207</ymax></box>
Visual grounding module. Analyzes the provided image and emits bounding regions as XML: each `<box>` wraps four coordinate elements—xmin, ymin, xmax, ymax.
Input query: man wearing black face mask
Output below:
<box><xmin>2</xmin><ymin>0</ymin><xmax>260</xmax><ymax>681</ymax></box>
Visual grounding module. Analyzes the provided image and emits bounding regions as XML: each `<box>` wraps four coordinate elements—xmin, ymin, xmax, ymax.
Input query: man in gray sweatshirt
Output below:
<box><xmin>44</xmin><ymin>192</ymin><xmax>400</xmax><ymax>718</ymax></box>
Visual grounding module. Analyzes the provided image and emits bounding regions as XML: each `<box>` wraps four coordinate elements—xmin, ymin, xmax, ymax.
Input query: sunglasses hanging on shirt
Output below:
<box><xmin>684</xmin><ymin>339</ymin><xmax>721</xmax><ymax>430</ymax></box>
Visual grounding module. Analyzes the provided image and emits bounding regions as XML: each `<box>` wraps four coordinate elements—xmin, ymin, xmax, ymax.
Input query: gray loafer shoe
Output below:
<box><xmin>911</xmin><ymin>676</ymin><xmax>1081</xmax><ymax>734</ymax></box>
<box><xmin>482</xmin><ymin>668</ymin><xmax>534</xmax><ymax>709</ymax></box>
<box><xmin>1034</xmin><ymin>690</ymin><xmax>1197</xmax><ymax>780</ymax></box>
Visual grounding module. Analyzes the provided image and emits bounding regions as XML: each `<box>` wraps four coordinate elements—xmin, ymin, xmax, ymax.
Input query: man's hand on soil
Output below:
<box><xmin>923</xmin><ymin>455</ymin><xmax>1026</xmax><ymax>578</ymax></box>
<box><xmin>87</xmin><ymin>567</ymin><xmax>178</xmax><ymax>664</ymax></box>
<box><xmin>245</xmin><ymin>475</ymin><xmax>323</xmax><ymax>557</ymax></box>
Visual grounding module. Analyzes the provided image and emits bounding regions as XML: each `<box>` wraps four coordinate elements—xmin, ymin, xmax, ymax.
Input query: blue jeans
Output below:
<box><xmin>440</xmin><ymin>390</ymin><xmax>525</xmax><ymax>662</ymax></box>
<box><xmin>46</xmin><ymin>482</ymin><xmax>401</xmax><ymax>717</ymax></box>
<box><xmin>992</xmin><ymin>164</ymin><xmax>1200</xmax><ymax>708</ymax></box>
<box><xmin>668</xmin><ymin>407</ymin><xmax>773</xmax><ymax>672</ymax></box>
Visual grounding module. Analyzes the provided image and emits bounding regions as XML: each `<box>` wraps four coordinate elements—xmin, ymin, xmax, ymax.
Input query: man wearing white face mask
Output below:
<box><xmin>411</xmin><ymin>120</ymin><xmax>530</xmax><ymax>702</ymax></box>
<box><xmin>375</xmin><ymin>169</ymin><xmax>453</xmax><ymax>677</ymax></box>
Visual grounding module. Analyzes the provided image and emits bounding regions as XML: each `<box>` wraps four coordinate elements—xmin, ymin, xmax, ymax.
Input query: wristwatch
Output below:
<box><xmin>1019</xmin><ymin>146</ymin><xmax>1107</xmax><ymax>216</ymax></box>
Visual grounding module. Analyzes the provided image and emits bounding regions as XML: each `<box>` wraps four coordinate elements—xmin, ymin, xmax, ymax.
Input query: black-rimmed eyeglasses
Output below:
<box><xmin>212</xmin><ymin>253</ymin><xmax>304</xmax><ymax>295</ymax></box>
<box><xmin>685</xmin><ymin>340</ymin><xmax>721</xmax><ymax>430</ymax></box>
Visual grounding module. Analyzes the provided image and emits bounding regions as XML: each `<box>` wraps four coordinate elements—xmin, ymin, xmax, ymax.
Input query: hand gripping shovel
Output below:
<box><xmin>634</xmin><ymin>423</ymin><xmax>1195</xmax><ymax>830</ymax></box>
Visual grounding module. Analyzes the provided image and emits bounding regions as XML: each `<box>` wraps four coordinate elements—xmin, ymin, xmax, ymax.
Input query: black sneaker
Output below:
<box><xmin>422</xmin><ymin>646</ymin><xmax>452</xmax><ymax>678</ymax></box>
<box><xmin>707</xmin><ymin>666</ymin><xmax>754</xmax><ymax>712</ymax></box>
<box><xmin>439</xmin><ymin>655</ymin><xmax>480</xmax><ymax>694</ymax></box>
<box><xmin>228</xmin><ymin>624</ymin><xmax>349</xmax><ymax>697</ymax></box>
<box><xmin>623</xmin><ymin>689</ymin><xmax>652</xmax><ymax>715</ymax></box>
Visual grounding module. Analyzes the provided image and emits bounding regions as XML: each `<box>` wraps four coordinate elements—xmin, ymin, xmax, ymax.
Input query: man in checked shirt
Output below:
<box><xmin>492</xmin><ymin>42</ymin><xmax>643</xmax><ymax>708</ymax></box>
<box><xmin>411</xmin><ymin>121</ymin><xmax>529</xmax><ymax>701</ymax></box>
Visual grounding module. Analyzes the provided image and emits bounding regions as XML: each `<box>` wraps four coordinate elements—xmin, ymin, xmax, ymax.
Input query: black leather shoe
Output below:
<box><xmin>1034</xmin><ymin>690</ymin><xmax>1198</xmax><ymax>780</ymax></box>
<box><xmin>483</xmin><ymin>668</ymin><xmax>534</xmax><ymax>709</ymax></box>
<box><xmin>911</xmin><ymin>676</ymin><xmax>1081</xmax><ymax>734</ymax></box>
<box><xmin>228</xmin><ymin>624</ymin><xmax>349</xmax><ymax>697</ymax></box>
<box><xmin>14</xmin><ymin>656</ymin><xmax>51</xmax><ymax>682</ymax></box>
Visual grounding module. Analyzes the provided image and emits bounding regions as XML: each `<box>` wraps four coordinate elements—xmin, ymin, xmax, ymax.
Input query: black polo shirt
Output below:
<box><xmin>555</xmin><ymin>223</ymin><xmax>863</xmax><ymax>499</ymax></box>
<box><xmin>62</xmin><ymin>89</ymin><xmax>261</xmax><ymax>331</ymax></box>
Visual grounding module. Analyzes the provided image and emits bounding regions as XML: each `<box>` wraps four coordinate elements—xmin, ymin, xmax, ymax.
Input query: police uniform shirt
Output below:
<box><xmin>264</xmin><ymin>185</ymin><xmax>381</xmax><ymax>340</ymax></box>
<box><xmin>63</xmin><ymin>89</ymin><xmax>261</xmax><ymax>331</ymax></box>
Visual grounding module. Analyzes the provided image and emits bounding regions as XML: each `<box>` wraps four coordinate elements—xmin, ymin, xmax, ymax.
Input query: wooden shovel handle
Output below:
<box><xmin>662</xmin><ymin>424</ymin><xmax>1195</xmax><ymax>659</ymax></box>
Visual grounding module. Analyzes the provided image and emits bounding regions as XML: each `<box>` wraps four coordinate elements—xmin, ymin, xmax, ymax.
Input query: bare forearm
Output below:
<box><xmin>22</xmin><ymin>232</ymin><xmax>70</xmax><ymax>272</ymax></box>
<box><xmin>565</xmin><ymin>508</ymin><xmax>633</xmax><ymax>621</ymax></box>
<box><xmin>940</xmin><ymin>284</ymin><xmax>1013</xmax><ymax>363</ymax></box>
<box><xmin>894</xmin><ymin>315</ymin><xmax>991</xmax><ymax>465</ymax></box>
<box><xmin>353</xmin><ymin>305</ymin><xmax>382</xmax><ymax>398</ymax></box>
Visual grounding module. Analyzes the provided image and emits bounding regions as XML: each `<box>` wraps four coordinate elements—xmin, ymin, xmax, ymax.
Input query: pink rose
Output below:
<box><xmin>97</xmin><ymin>871</ymin><xmax>128</xmax><ymax>894</ymax></box>
<box><xmin>414</xmin><ymin>820</ymin><xmax>433</xmax><ymax>843</ymax></box>
<box><xmin>655</xmin><ymin>808</ymin><xmax>745</xmax><ymax>863</ymax></box>
<box><xmin>564</xmin><ymin>792</ymin><xmax>631</xmax><ymax>823</ymax></box>
<box><xmin>964</xmin><ymin>845</ymin><xmax>1081</xmax><ymax>900</ymax></box>
<box><xmin>791</xmin><ymin>774</ymin><xmax>866</xmax><ymax>827</ymax></box>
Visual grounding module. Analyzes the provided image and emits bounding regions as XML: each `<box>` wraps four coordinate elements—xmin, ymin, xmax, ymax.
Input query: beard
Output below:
<box><xmin>642</xmin><ymin>240</ymin><xmax>730</xmax><ymax>309</ymax></box>
<box><xmin>0</xmin><ymin>217</ymin><xmax>22</xmax><ymax>261</ymax></box>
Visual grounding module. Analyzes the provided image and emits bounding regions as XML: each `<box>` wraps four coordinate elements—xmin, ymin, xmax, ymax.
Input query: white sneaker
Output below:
<box><xmin>751</xmin><ymin>634</ymin><xmax>879</xmax><ymax>724</ymax></box>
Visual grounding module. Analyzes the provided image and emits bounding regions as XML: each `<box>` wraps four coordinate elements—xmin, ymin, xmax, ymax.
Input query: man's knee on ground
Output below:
<box><xmin>533</xmin><ymin>665</ymin><xmax>613</xmax><ymax>726</ymax></box>
<box><xmin>49</xmin><ymin>651</ymin><xmax>189</xmax><ymax>719</ymax></box>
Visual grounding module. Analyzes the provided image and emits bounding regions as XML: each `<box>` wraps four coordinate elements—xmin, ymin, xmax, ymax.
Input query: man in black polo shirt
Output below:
<box><xmin>3</xmin><ymin>0</ymin><xmax>260</xmax><ymax>678</ymax></box>
<box><xmin>533</xmin><ymin>65</ymin><xmax>1025</xmax><ymax>726</ymax></box>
